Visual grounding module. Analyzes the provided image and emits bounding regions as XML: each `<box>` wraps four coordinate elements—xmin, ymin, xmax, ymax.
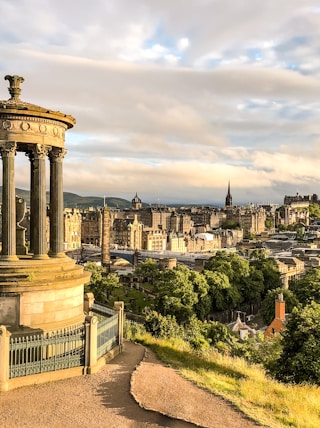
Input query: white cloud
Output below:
<box><xmin>2</xmin><ymin>0</ymin><xmax>320</xmax><ymax>204</ymax></box>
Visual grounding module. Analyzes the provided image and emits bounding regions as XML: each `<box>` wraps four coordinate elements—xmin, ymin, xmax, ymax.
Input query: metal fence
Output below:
<box><xmin>91</xmin><ymin>303</ymin><xmax>119</xmax><ymax>359</ymax></box>
<box><xmin>8</xmin><ymin>304</ymin><xmax>120</xmax><ymax>380</ymax></box>
<box><xmin>9</xmin><ymin>324</ymin><xmax>85</xmax><ymax>379</ymax></box>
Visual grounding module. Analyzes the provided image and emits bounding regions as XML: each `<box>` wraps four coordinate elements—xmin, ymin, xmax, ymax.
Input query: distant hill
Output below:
<box><xmin>0</xmin><ymin>187</ymin><xmax>132</xmax><ymax>209</ymax></box>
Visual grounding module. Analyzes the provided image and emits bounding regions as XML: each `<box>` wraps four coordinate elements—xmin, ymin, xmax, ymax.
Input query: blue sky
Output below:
<box><xmin>1</xmin><ymin>0</ymin><xmax>320</xmax><ymax>205</ymax></box>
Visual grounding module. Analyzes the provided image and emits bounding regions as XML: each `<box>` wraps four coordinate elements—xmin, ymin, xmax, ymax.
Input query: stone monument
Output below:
<box><xmin>0</xmin><ymin>75</ymin><xmax>90</xmax><ymax>332</ymax></box>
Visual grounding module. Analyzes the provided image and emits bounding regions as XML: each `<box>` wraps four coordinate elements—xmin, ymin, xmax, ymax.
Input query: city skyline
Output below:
<box><xmin>1</xmin><ymin>1</ymin><xmax>320</xmax><ymax>205</ymax></box>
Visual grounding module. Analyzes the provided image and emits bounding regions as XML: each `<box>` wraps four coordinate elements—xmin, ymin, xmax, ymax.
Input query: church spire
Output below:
<box><xmin>225</xmin><ymin>180</ymin><xmax>232</xmax><ymax>208</ymax></box>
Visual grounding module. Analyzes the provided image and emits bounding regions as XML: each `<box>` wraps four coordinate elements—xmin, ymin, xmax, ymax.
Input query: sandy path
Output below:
<box><xmin>0</xmin><ymin>341</ymin><xmax>263</xmax><ymax>427</ymax></box>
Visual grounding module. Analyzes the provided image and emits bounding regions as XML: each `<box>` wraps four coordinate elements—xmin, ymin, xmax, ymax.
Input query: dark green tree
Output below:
<box><xmin>290</xmin><ymin>267</ymin><xmax>320</xmax><ymax>306</ymax></box>
<box><xmin>250</xmin><ymin>255</ymin><xmax>282</xmax><ymax>298</ymax></box>
<box><xmin>240</xmin><ymin>265</ymin><xmax>264</xmax><ymax>306</ymax></box>
<box><xmin>309</xmin><ymin>203</ymin><xmax>320</xmax><ymax>220</ymax></box>
<box><xmin>204</xmin><ymin>270</ymin><xmax>241</xmax><ymax>312</ymax></box>
<box><xmin>145</xmin><ymin>310</ymin><xmax>182</xmax><ymax>338</ymax></box>
<box><xmin>204</xmin><ymin>321</ymin><xmax>234</xmax><ymax>347</ymax></box>
<box><xmin>84</xmin><ymin>262</ymin><xmax>120</xmax><ymax>302</ymax></box>
<box><xmin>204</xmin><ymin>252</ymin><xmax>250</xmax><ymax>288</ymax></box>
<box><xmin>273</xmin><ymin>302</ymin><xmax>320</xmax><ymax>385</ymax></box>
<box><xmin>220</xmin><ymin>219</ymin><xmax>241</xmax><ymax>229</ymax></box>
<box><xmin>133</xmin><ymin>258</ymin><xmax>160</xmax><ymax>286</ymax></box>
<box><xmin>154</xmin><ymin>264</ymin><xmax>201</xmax><ymax>323</ymax></box>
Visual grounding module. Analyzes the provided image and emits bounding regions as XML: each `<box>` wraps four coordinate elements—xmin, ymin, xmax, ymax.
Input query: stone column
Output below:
<box><xmin>49</xmin><ymin>148</ymin><xmax>66</xmax><ymax>257</ymax></box>
<box><xmin>26</xmin><ymin>151</ymin><xmax>35</xmax><ymax>253</ymax></box>
<box><xmin>31</xmin><ymin>144</ymin><xmax>50</xmax><ymax>259</ymax></box>
<box><xmin>0</xmin><ymin>142</ymin><xmax>18</xmax><ymax>261</ymax></box>
<box><xmin>101</xmin><ymin>206</ymin><xmax>111</xmax><ymax>271</ymax></box>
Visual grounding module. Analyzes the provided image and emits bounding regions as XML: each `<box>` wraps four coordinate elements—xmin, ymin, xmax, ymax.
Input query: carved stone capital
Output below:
<box><xmin>49</xmin><ymin>147</ymin><xmax>67</xmax><ymax>162</ymax></box>
<box><xmin>0</xmin><ymin>141</ymin><xmax>17</xmax><ymax>158</ymax></box>
<box><xmin>31</xmin><ymin>144</ymin><xmax>52</xmax><ymax>160</ymax></box>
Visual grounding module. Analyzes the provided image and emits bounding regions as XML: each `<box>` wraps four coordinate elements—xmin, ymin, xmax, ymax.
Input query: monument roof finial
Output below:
<box><xmin>4</xmin><ymin>75</ymin><xmax>24</xmax><ymax>101</ymax></box>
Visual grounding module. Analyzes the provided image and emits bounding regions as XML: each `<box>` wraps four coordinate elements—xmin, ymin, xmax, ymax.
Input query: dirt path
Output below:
<box><xmin>131</xmin><ymin>346</ymin><xmax>262</xmax><ymax>428</ymax></box>
<box><xmin>0</xmin><ymin>341</ymin><xmax>263</xmax><ymax>428</ymax></box>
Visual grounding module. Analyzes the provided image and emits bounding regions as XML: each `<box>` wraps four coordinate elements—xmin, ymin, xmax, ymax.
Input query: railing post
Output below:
<box><xmin>85</xmin><ymin>315</ymin><xmax>98</xmax><ymax>374</ymax></box>
<box><xmin>0</xmin><ymin>325</ymin><xmax>11</xmax><ymax>391</ymax></box>
<box><xmin>113</xmin><ymin>301</ymin><xmax>124</xmax><ymax>352</ymax></box>
<box><xmin>84</xmin><ymin>292</ymin><xmax>95</xmax><ymax>315</ymax></box>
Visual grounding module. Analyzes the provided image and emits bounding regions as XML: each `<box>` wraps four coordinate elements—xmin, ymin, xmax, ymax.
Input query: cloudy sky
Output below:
<box><xmin>1</xmin><ymin>0</ymin><xmax>320</xmax><ymax>206</ymax></box>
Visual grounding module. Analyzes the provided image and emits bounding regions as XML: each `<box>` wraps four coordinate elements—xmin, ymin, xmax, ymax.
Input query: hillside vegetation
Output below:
<box><xmin>0</xmin><ymin>187</ymin><xmax>132</xmax><ymax>209</ymax></box>
<box><xmin>127</xmin><ymin>331</ymin><xmax>320</xmax><ymax>428</ymax></box>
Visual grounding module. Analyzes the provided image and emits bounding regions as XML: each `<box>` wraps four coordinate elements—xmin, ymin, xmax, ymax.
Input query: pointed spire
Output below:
<box><xmin>225</xmin><ymin>180</ymin><xmax>232</xmax><ymax>208</ymax></box>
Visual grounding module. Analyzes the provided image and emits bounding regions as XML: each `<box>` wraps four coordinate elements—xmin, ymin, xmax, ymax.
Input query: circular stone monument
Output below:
<box><xmin>0</xmin><ymin>75</ymin><xmax>90</xmax><ymax>332</ymax></box>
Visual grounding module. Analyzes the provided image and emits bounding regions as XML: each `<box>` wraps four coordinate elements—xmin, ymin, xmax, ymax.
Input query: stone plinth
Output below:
<box><xmin>0</xmin><ymin>257</ymin><xmax>90</xmax><ymax>332</ymax></box>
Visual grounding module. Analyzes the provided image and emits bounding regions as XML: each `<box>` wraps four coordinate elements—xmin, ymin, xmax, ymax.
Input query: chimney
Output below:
<box><xmin>275</xmin><ymin>293</ymin><xmax>285</xmax><ymax>320</ymax></box>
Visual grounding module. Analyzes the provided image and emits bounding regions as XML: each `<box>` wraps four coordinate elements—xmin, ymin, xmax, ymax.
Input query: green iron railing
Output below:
<box><xmin>9</xmin><ymin>324</ymin><xmax>85</xmax><ymax>379</ymax></box>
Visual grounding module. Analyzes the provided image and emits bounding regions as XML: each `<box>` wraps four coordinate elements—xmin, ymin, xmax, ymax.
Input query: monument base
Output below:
<box><xmin>0</xmin><ymin>256</ymin><xmax>91</xmax><ymax>332</ymax></box>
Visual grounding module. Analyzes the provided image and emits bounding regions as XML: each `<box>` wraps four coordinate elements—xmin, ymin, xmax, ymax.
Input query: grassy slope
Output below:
<box><xmin>134</xmin><ymin>333</ymin><xmax>320</xmax><ymax>428</ymax></box>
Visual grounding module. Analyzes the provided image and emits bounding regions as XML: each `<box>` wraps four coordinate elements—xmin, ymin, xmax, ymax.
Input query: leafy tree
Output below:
<box><xmin>145</xmin><ymin>310</ymin><xmax>182</xmax><ymax>338</ymax></box>
<box><xmin>84</xmin><ymin>262</ymin><xmax>120</xmax><ymax>302</ymax></box>
<box><xmin>232</xmin><ymin>332</ymin><xmax>282</xmax><ymax>371</ymax></box>
<box><xmin>277</xmin><ymin>224</ymin><xmax>287</xmax><ymax>231</ymax></box>
<box><xmin>265</xmin><ymin>217</ymin><xmax>274</xmax><ymax>230</ymax></box>
<box><xmin>250</xmin><ymin>256</ymin><xmax>282</xmax><ymax>297</ymax></box>
<box><xmin>309</xmin><ymin>203</ymin><xmax>320</xmax><ymax>219</ymax></box>
<box><xmin>84</xmin><ymin>262</ymin><xmax>108</xmax><ymax>301</ymax></box>
<box><xmin>204</xmin><ymin>270</ymin><xmax>241</xmax><ymax>312</ymax></box>
<box><xmin>261</xmin><ymin>288</ymin><xmax>299</xmax><ymax>325</ymax></box>
<box><xmin>220</xmin><ymin>219</ymin><xmax>241</xmax><ymax>230</ymax></box>
<box><xmin>250</xmin><ymin>249</ymin><xmax>269</xmax><ymax>260</ymax></box>
<box><xmin>184</xmin><ymin>315</ymin><xmax>210</xmax><ymax>350</ymax></box>
<box><xmin>240</xmin><ymin>265</ymin><xmax>264</xmax><ymax>305</ymax></box>
<box><xmin>188</xmin><ymin>269</ymin><xmax>210</xmax><ymax>320</ymax></box>
<box><xmin>204</xmin><ymin>252</ymin><xmax>250</xmax><ymax>288</ymax></box>
<box><xmin>290</xmin><ymin>267</ymin><xmax>320</xmax><ymax>306</ymax></box>
<box><xmin>154</xmin><ymin>264</ymin><xmax>200</xmax><ymax>323</ymax></box>
<box><xmin>272</xmin><ymin>302</ymin><xmax>320</xmax><ymax>385</ymax></box>
<box><xmin>204</xmin><ymin>321</ymin><xmax>234</xmax><ymax>347</ymax></box>
<box><xmin>133</xmin><ymin>258</ymin><xmax>160</xmax><ymax>286</ymax></box>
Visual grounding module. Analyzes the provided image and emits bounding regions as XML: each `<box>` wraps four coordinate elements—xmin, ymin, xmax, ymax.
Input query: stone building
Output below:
<box><xmin>64</xmin><ymin>208</ymin><xmax>82</xmax><ymax>250</ymax></box>
<box><xmin>138</xmin><ymin>207</ymin><xmax>172</xmax><ymax>230</ymax></box>
<box><xmin>221</xmin><ymin>229</ymin><xmax>243</xmax><ymax>247</ymax></box>
<box><xmin>186</xmin><ymin>207</ymin><xmax>226</xmax><ymax>229</ymax></box>
<box><xmin>167</xmin><ymin>233</ymin><xmax>188</xmax><ymax>252</ymax></box>
<box><xmin>227</xmin><ymin>206</ymin><xmax>266</xmax><ymax>235</ymax></box>
<box><xmin>185</xmin><ymin>232</ymin><xmax>221</xmax><ymax>253</ymax></box>
<box><xmin>112</xmin><ymin>215</ymin><xmax>143</xmax><ymax>249</ymax></box>
<box><xmin>284</xmin><ymin>193</ymin><xmax>318</xmax><ymax>206</ymax></box>
<box><xmin>81</xmin><ymin>208</ymin><xmax>102</xmax><ymax>246</ymax></box>
<box><xmin>142</xmin><ymin>228</ymin><xmax>167</xmax><ymax>251</ymax></box>
<box><xmin>168</xmin><ymin>211</ymin><xmax>193</xmax><ymax>234</ymax></box>
<box><xmin>276</xmin><ymin>256</ymin><xmax>305</xmax><ymax>288</ymax></box>
<box><xmin>275</xmin><ymin>205</ymin><xmax>309</xmax><ymax>227</ymax></box>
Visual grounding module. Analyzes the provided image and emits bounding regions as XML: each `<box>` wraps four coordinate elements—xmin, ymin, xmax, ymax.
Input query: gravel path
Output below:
<box><xmin>0</xmin><ymin>341</ymin><xmax>263</xmax><ymax>428</ymax></box>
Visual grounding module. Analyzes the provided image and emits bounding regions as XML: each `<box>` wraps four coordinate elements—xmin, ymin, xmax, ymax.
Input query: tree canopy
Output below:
<box><xmin>154</xmin><ymin>264</ymin><xmax>201</xmax><ymax>323</ymax></box>
<box><xmin>273</xmin><ymin>302</ymin><xmax>320</xmax><ymax>385</ymax></box>
<box><xmin>290</xmin><ymin>267</ymin><xmax>320</xmax><ymax>306</ymax></box>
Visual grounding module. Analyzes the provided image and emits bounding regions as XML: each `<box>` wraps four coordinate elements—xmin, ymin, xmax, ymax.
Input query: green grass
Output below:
<box><xmin>133</xmin><ymin>332</ymin><xmax>320</xmax><ymax>428</ymax></box>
